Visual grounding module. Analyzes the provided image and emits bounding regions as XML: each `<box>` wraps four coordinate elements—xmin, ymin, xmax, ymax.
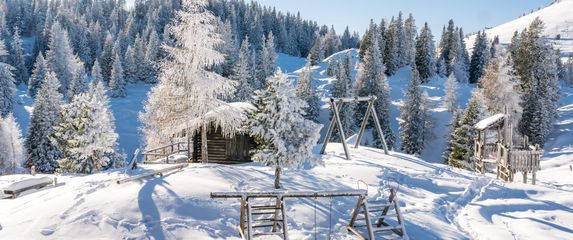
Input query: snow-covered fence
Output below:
<box><xmin>116</xmin><ymin>163</ymin><xmax>188</xmax><ymax>184</ymax></box>
<box><xmin>498</xmin><ymin>144</ymin><xmax>542</xmax><ymax>184</ymax></box>
<box><xmin>141</xmin><ymin>142</ymin><xmax>189</xmax><ymax>164</ymax></box>
<box><xmin>2</xmin><ymin>177</ymin><xmax>54</xmax><ymax>199</ymax></box>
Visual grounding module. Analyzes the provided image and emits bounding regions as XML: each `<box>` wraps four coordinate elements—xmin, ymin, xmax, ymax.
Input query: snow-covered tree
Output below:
<box><xmin>246</xmin><ymin>71</ymin><xmax>321</xmax><ymax>189</ymax></box>
<box><xmin>140</xmin><ymin>0</ymin><xmax>235</xmax><ymax>149</ymax></box>
<box><xmin>438</xmin><ymin>20</ymin><xmax>458</xmax><ymax>76</ymax></box>
<box><xmin>332</xmin><ymin>53</ymin><xmax>356</xmax><ymax>141</ymax></box>
<box><xmin>415</xmin><ymin>22</ymin><xmax>436</xmax><ymax>82</ymax></box>
<box><xmin>53</xmin><ymin>82</ymin><xmax>123</xmax><ymax>174</ymax></box>
<box><xmin>24</xmin><ymin>71</ymin><xmax>63</xmax><ymax>173</ymax></box>
<box><xmin>442</xmin><ymin>109</ymin><xmax>461</xmax><ymax>163</ymax></box>
<box><xmin>308</xmin><ymin>32</ymin><xmax>322</xmax><ymax>66</ymax></box>
<box><xmin>143</xmin><ymin>30</ymin><xmax>161</xmax><ymax>83</ymax></box>
<box><xmin>384</xmin><ymin>17</ymin><xmax>399</xmax><ymax>75</ymax></box>
<box><xmin>28</xmin><ymin>53</ymin><xmax>47</xmax><ymax>98</ymax></box>
<box><xmin>68</xmin><ymin>67</ymin><xmax>88</xmax><ymax>100</ymax></box>
<box><xmin>9</xmin><ymin>28</ymin><xmax>28</xmax><ymax>85</ymax></box>
<box><xmin>400</xmin><ymin>67</ymin><xmax>428</xmax><ymax>155</ymax></box>
<box><xmin>444</xmin><ymin>73</ymin><xmax>459</xmax><ymax>112</ymax></box>
<box><xmin>45</xmin><ymin>21</ymin><xmax>83</xmax><ymax>97</ymax></box>
<box><xmin>469</xmin><ymin>31</ymin><xmax>489</xmax><ymax>84</ymax></box>
<box><xmin>123</xmin><ymin>46</ymin><xmax>138</xmax><ymax>83</ymax></box>
<box><xmin>448</xmin><ymin>91</ymin><xmax>484</xmax><ymax>169</ymax></box>
<box><xmin>100</xmin><ymin>33</ymin><xmax>114</xmax><ymax>84</ymax></box>
<box><xmin>109</xmin><ymin>53</ymin><xmax>126</xmax><ymax>98</ymax></box>
<box><xmin>0</xmin><ymin>113</ymin><xmax>25</xmax><ymax>175</ymax></box>
<box><xmin>355</xmin><ymin>36</ymin><xmax>396</xmax><ymax>149</ymax></box>
<box><xmin>295</xmin><ymin>60</ymin><xmax>320</xmax><ymax>123</ymax></box>
<box><xmin>91</xmin><ymin>59</ymin><xmax>103</xmax><ymax>85</ymax></box>
<box><xmin>0</xmin><ymin>38</ymin><xmax>15</xmax><ymax>117</ymax></box>
<box><xmin>230</xmin><ymin>36</ymin><xmax>253</xmax><ymax>101</ymax></box>
<box><xmin>403</xmin><ymin>13</ymin><xmax>417</xmax><ymax>64</ymax></box>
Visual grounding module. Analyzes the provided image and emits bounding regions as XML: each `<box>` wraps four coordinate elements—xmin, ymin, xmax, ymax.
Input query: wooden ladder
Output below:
<box><xmin>239</xmin><ymin>195</ymin><xmax>288</xmax><ymax>240</ymax></box>
<box><xmin>348</xmin><ymin>189</ymin><xmax>408</xmax><ymax>240</ymax></box>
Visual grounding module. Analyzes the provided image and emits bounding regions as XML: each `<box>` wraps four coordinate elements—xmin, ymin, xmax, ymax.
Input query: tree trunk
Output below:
<box><xmin>274</xmin><ymin>166</ymin><xmax>281</xmax><ymax>189</ymax></box>
<box><xmin>201</xmin><ymin>123</ymin><xmax>208</xmax><ymax>163</ymax></box>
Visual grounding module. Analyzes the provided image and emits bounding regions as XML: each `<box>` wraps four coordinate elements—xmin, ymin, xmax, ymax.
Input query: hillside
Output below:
<box><xmin>467</xmin><ymin>0</ymin><xmax>573</xmax><ymax>56</ymax></box>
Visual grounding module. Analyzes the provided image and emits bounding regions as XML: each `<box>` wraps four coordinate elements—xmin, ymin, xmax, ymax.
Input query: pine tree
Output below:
<box><xmin>403</xmin><ymin>13</ymin><xmax>417</xmax><ymax>65</ymax></box>
<box><xmin>469</xmin><ymin>31</ymin><xmax>489</xmax><ymax>84</ymax></box>
<box><xmin>442</xmin><ymin>109</ymin><xmax>461</xmax><ymax>163</ymax></box>
<box><xmin>308</xmin><ymin>32</ymin><xmax>323</xmax><ymax>66</ymax></box>
<box><xmin>45</xmin><ymin>21</ymin><xmax>83</xmax><ymax>97</ymax></box>
<box><xmin>109</xmin><ymin>53</ymin><xmax>126</xmax><ymax>98</ymax></box>
<box><xmin>332</xmin><ymin>53</ymin><xmax>356</xmax><ymax>141</ymax></box>
<box><xmin>9</xmin><ymin>28</ymin><xmax>28</xmax><ymax>85</ymax></box>
<box><xmin>140</xmin><ymin>0</ymin><xmax>235</xmax><ymax>149</ymax></box>
<box><xmin>28</xmin><ymin>53</ymin><xmax>47</xmax><ymax>98</ymax></box>
<box><xmin>231</xmin><ymin>36</ymin><xmax>253</xmax><ymax>102</ymax></box>
<box><xmin>438</xmin><ymin>19</ymin><xmax>458</xmax><ymax>76</ymax></box>
<box><xmin>355</xmin><ymin>36</ymin><xmax>396</xmax><ymax>149</ymax></box>
<box><xmin>0</xmin><ymin>38</ymin><xmax>15</xmax><ymax>117</ymax></box>
<box><xmin>53</xmin><ymin>82</ymin><xmax>122</xmax><ymax>174</ymax></box>
<box><xmin>143</xmin><ymin>30</ymin><xmax>160</xmax><ymax>83</ymax></box>
<box><xmin>444</xmin><ymin>73</ymin><xmax>459</xmax><ymax>112</ymax></box>
<box><xmin>91</xmin><ymin>59</ymin><xmax>103</xmax><ymax>85</ymax></box>
<box><xmin>68</xmin><ymin>66</ymin><xmax>88</xmax><ymax>99</ymax></box>
<box><xmin>0</xmin><ymin>113</ymin><xmax>25</xmax><ymax>175</ymax></box>
<box><xmin>384</xmin><ymin>17</ymin><xmax>398</xmax><ymax>75</ymax></box>
<box><xmin>448</xmin><ymin>91</ymin><xmax>484</xmax><ymax>169</ymax></box>
<box><xmin>246</xmin><ymin>71</ymin><xmax>321</xmax><ymax>189</ymax></box>
<box><xmin>123</xmin><ymin>46</ymin><xmax>138</xmax><ymax>83</ymax></box>
<box><xmin>100</xmin><ymin>33</ymin><xmax>114</xmax><ymax>84</ymax></box>
<box><xmin>24</xmin><ymin>71</ymin><xmax>63</xmax><ymax>173</ymax></box>
<box><xmin>400</xmin><ymin>67</ymin><xmax>427</xmax><ymax>155</ymax></box>
<box><xmin>415</xmin><ymin>22</ymin><xmax>436</xmax><ymax>82</ymax></box>
<box><xmin>263</xmin><ymin>32</ymin><xmax>278</xmax><ymax>79</ymax></box>
<box><xmin>452</xmin><ymin>33</ymin><xmax>470</xmax><ymax>84</ymax></box>
<box><xmin>295</xmin><ymin>60</ymin><xmax>320</xmax><ymax>123</ymax></box>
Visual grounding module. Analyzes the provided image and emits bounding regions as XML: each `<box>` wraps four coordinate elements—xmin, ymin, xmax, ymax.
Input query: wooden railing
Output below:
<box><xmin>141</xmin><ymin>142</ymin><xmax>190</xmax><ymax>163</ymax></box>
<box><xmin>474</xmin><ymin>141</ymin><xmax>499</xmax><ymax>174</ymax></box>
<box><xmin>497</xmin><ymin>144</ymin><xmax>541</xmax><ymax>184</ymax></box>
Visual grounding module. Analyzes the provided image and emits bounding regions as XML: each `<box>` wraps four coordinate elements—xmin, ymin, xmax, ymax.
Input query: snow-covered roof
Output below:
<box><xmin>181</xmin><ymin>102</ymin><xmax>254</xmax><ymax>137</ymax></box>
<box><xmin>474</xmin><ymin>114</ymin><xmax>506</xmax><ymax>131</ymax></box>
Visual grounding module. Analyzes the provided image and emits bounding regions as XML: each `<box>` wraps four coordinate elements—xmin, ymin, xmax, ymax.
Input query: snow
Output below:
<box><xmin>467</xmin><ymin>0</ymin><xmax>573</xmax><ymax>56</ymax></box>
<box><xmin>1</xmin><ymin>145</ymin><xmax>572</xmax><ymax>239</ymax></box>
<box><xmin>475</xmin><ymin>113</ymin><xmax>506</xmax><ymax>130</ymax></box>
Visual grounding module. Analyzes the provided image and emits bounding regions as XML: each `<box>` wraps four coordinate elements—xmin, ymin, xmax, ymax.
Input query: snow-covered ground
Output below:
<box><xmin>467</xmin><ymin>0</ymin><xmax>573</xmax><ymax>56</ymax></box>
<box><xmin>1</xmin><ymin>143</ymin><xmax>572</xmax><ymax>239</ymax></box>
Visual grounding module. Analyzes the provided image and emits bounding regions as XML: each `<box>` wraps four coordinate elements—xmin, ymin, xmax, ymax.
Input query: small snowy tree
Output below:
<box><xmin>442</xmin><ymin>109</ymin><xmax>462</xmax><ymax>163</ymax></box>
<box><xmin>9</xmin><ymin>28</ymin><xmax>28</xmax><ymax>85</ymax></box>
<box><xmin>53</xmin><ymin>82</ymin><xmax>122</xmax><ymax>174</ymax></box>
<box><xmin>25</xmin><ymin>71</ymin><xmax>63</xmax><ymax>173</ymax></box>
<box><xmin>447</xmin><ymin>91</ymin><xmax>484</xmax><ymax>169</ymax></box>
<box><xmin>444</xmin><ymin>73</ymin><xmax>459</xmax><ymax>112</ymax></box>
<box><xmin>0</xmin><ymin>38</ymin><xmax>15</xmax><ymax>117</ymax></box>
<box><xmin>109</xmin><ymin>53</ymin><xmax>126</xmax><ymax>98</ymax></box>
<box><xmin>400</xmin><ymin>67</ymin><xmax>427</xmax><ymax>155</ymax></box>
<box><xmin>28</xmin><ymin>53</ymin><xmax>47</xmax><ymax>98</ymax></box>
<box><xmin>332</xmin><ymin>54</ymin><xmax>356</xmax><ymax>141</ymax></box>
<box><xmin>246</xmin><ymin>71</ymin><xmax>321</xmax><ymax>189</ymax></box>
<box><xmin>0</xmin><ymin>113</ymin><xmax>26</xmax><ymax>175</ymax></box>
<box><xmin>415</xmin><ymin>22</ymin><xmax>436</xmax><ymax>82</ymax></box>
<box><xmin>91</xmin><ymin>59</ymin><xmax>103</xmax><ymax>85</ymax></box>
<box><xmin>68</xmin><ymin>67</ymin><xmax>88</xmax><ymax>100</ymax></box>
<box><xmin>46</xmin><ymin>21</ymin><xmax>83</xmax><ymax>97</ymax></box>
<box><xmin>295</xmin><ymin>60</ymin><xmax>320</xmax><ymax>123</ymax></box>
<box><xmin>230</xmin><ymin>36</ymin><xmax>253</xmax><ymax>102</ymax></box>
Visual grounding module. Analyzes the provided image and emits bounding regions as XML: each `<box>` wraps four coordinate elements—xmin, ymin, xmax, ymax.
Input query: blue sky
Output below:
<box><xmin>254</xmin><ymin>0</ymin><xmax>552</xmax><ymax>35</ymax></box>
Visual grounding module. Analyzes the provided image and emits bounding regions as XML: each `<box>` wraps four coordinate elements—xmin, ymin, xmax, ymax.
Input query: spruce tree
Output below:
<box><xmin>100</xmin><ymin>33</ymin><xmax>114</xmax><ymax>84</ymax></box>
<box><xmin>91</xmin><ymin>59</ymin><xmax>103</xmax><ymax>85</ymax></box>
<box><xmin>231</xmin><ymin>36</ymin><xmax>253</xmax><ymax>102</ymax></box>
<box><xmin>246</xmin><ymin>71</ymin><xmax>321</xmax><ymax>189</ymax></box>
<box><xmin>109</xmin><ymin>53</ymin><xmax>126</xmax><ymax>98</ymax></box>
<box><xmin>28</xmin><ymin>53</ymin><xmax>47</xmax><ymax>98</ymax></box>
<box><xmin>0</xmin><ymin>38</ymin><xmax>15</xmax><ymax>117</ymax></box>
<box><xmin>123</xmin><ymin>46</ymin><xmax>138</xmax><ymax>83</ymax></box>
<box><xmin>308</xmin><ymin>32</ymin><xmax>322</xmax><ymax>66</ymax></box>
<box><xmin>442</xmin><ymin>109</ymin><xmax>461</xmax><ymax>163</ymax></box>
<box><xmin>0</xmin><ymin>113</ymin><xmax>25</xmax><ymax>174</ymax></box>
<box><xmin>384</xmin><ymin>17</ymin><xmax>398</xmax><ymax>75</ymax></box>
<box><xmin>444</xmin><ymin>73</ymin><xmax>459</xmax><ymax>112</ymax></box>
<box><xmin>400</xmin><ymin>67</ymin><xmax>427</xmax><ymax>155</ymax></box>
<box><xmin>143</xmin><ymin>30</ymin><xmax>160</xmax><ymax>83</ymax></box>
<box><xmin>332</xmin><ymin>53</ymin><xmax>356</xmax><ymax>141</ymax></box>
<box><xmin>355</xmin><ymin>36</ymin><xmax>396</xmax><ymax>149</ymax></box>
<box><xmin>295</xmin><ymin>60</ymin><xmax>320</xmax><ymax>123</ymax></box>
<box><xmin>448</xmin><ymin>91</ymin><xmax>484</xmax><ymax>169</ymax></box>
<box><xmin>9</xmin><ymin>28</ymin><xmax>28</xmax><ymax>85</ymax></box>
<box><xmin>68</xmin><ymin>66</ymin><xmax>88</xmax><ymax>99</ymax></box>
<box><xmin>24</xmin><ymin>71</ymin><xmax>63</xmax><ymax>173</ymax></box>
<box><xmin>469</xmin><ymin>31</ymin><xmax>489</xmax><ymax>84</ymax></box>
<box><xmin>415</xmin><ymin>22</ymin><xmax>436</xmax><ymax>82</ymax></box>
<box><xmin>45</xmin><ymin>21</ymin><xmax>83</xmax><ymax>97</ymax></box>
<box><xmin>403</xmin><ymin>13</ymin><xmax>417</xmax><ymax>65</ymax></box>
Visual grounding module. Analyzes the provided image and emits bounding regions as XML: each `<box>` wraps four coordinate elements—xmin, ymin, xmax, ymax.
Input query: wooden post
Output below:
<box><xmin>369</xmin><ymin>98</ymin><xmax>389</xmax><ymax>155</ymax></box>
<box><xmin>355</xmin><ymin>99</ymin><xmax>373</xmax><ymax>149</ymax></box>
<box><xmin>332</xmin><ymin>99</ymin><xmax>351</xmax><ymax>160</ymax></box>
<box><xmin>201</xmin><ymin>123</ymin><xmax>208</xmax><ymax>164</ymax></box>
<box><xmin>320</xmin><ymin>98</ymin><xmax>344</xmax><ymax>155</ymax></box>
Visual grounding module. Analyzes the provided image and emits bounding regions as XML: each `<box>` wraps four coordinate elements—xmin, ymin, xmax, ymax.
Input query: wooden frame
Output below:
<box><xmin>320</xmin><ymin>96</ymin><xmax>389</xmax><ymax>160</ymax></box>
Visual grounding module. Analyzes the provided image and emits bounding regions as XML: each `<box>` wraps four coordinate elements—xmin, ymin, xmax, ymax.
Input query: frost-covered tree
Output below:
<box><xmin>355</xmin><ymin>36</ymin><xmax>396</xmax><ymax>149</ymax></box>
<box><xmin>231</xmin><ymin>36</ymin><xmax>253</xmax><ymax>102</ymax></box>
<box><xmin>140</xmin><ymin>0</ymin><xmax>235</xmax><ymax>149</ymax></box>
<box><xmin>261</xmin><ymin>31</ymin><xmax>277</xmax><ymax>80</ymax></box>
<box><xmin>100</xmin><ymin>33</ymin><xmax>114</xmax><ymax>84</ymax></box>
<box><xmin>246</xmin><ymin>71</ymin><xmax>321</xmax><ymax>189</ymax></box>
<box><xmin>332</xmin><ymin>53</ymin><xmax>356</xmax><ymax>141</ymax></box>
<box><xmin>28</xmin><ymin>53</ymin><xmax>47</xmax><ymax>98</ymax></box>
<box><xmin>53</xmin><ymin>82</ymin><xmax>122</xmax><ymax>174</ymax></box>
<box><xmin>308</xmin><ymin>32</ymin><xmax>322</xmax><ymax>66</ymax></box>
<box><xmin>438</xmin><ymin>20</ymin><xmax>458</xmax><ymax>76</ymax></box>
<box><xmin>123</xmin><ymin>46</ymin><xmax>138</xmax><ymax>83</ymax></box>
<box><xmin>448</xmin><ymin>91</ymin><xmax>484</xmax><ymax>169</ymax></box>
<box><xmin>384</xmin><ymin>17</ymin><xmax>399</xmax><ymax>75</ymax></box>
<box><xmin>400</xmin><ymin>67</ymin><xmax>429</xmax><ymax>155</ymax></box>
<box><xmin>68</xmin><ymin>67</ymin><xmax>88</xmax><ymax>100</ymax></box>
<box><xmin>91</xmin><ymin>59</ymin><xmax>103</xmax><ymax>85</ymax></box>
<box><xmin>444</xmin><ymin>73</ymin><xmax>459</xmax><ymax>112</ymax></box>
<box><xmin>295</xmin><ymin>60</ymin><xmax>320</xmax><ymax>123</ymax></box>
<box><xmin>479</xmin><ymin>57</ymin><xmax>521</xmax><ymax>116</ymax></box>
<box><xmin>442</xmin><ymin>109</ymin><xmax>461</xmax><ymax>163</ymax></box>
<box><xmin>25</xmin><ymin>71</ymin><xmax>63</xmax><ymax>173</ymax></box>
<box><xmin>0</xmin><ymin>113</ymin><xmax>25</xmax><ymax>175</ymax></box>
<box><xmin>9</xmin><ymin>28</ymin><xmax>28</xmax><ymax>85</ymax></box>
<box><xmin>469</xmin><ymin>31</ymin><xmax>489</xmax><ymax>84</ymax></box>
<box><xmin>403</xmin><ymin>13</ymin><xmax>417</xmax><ymax>64</ymax></box>
<box><xmin>46</xmin><ymin>21</ymin><xmax>83</xmax><ymax>97</ymax></box>
<box><xmin>0</xmin><ymin>38</ymin><xmax>15</xmax><ymax>117</ymax></box>
<box><xmin>415</xmin><ymin>22</ymin><xmax>436</xmax><ymax>82</ymax></box>
<box><xmin>143</xmin><ymin>30</ymin><xmax>161</xmax><ymax>83</ymax></box>
<box><xmin>109</xmin><ymin>53</ymin><xmax>126</xmax><ymax>98</ymax></box>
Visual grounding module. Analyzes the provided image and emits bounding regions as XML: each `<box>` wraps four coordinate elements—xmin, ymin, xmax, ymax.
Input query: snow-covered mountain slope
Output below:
<box><xmin>467</xmin><ymin>0</ymin><xmax>573</xmax><ymax>56</ymax></box>
<box><xmin>291</xmin><ymin>49</ymin><xmax>474</xmax><ymax>163</ymax></box>
<box><xmin>1</xmin><ymin>144</ymin><xmax>572</xmax><ymax>239</ymax></box>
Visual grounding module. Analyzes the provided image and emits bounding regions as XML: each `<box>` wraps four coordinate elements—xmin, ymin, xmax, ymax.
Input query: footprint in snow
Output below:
<box><xmin>40</xmin><ymin>228</ymin><xmax>55</xmax><ymax>236</ymax></box>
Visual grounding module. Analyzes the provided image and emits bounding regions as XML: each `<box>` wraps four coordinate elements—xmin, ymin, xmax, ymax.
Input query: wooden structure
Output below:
<box><xmin>321</xmin><ymin>96</ymin><xmax>389</xmax><ymax>160</ymax></box>
<box><xmin>3</xmin><ymin>177</ymin><xmax>54</xmax><ymax>199</ymax></box>
<box><xmin>474</xmin><ymin>113</ymin><xmax>542</xmax><ymax>184</ymax></box>
<box><xmin>191</xmin><ymin>126</ymin><xmax>254</xmax><ymax>164</ymax></box>
<box><xmin>210</xmin><ymin>190</ymin><xmax>407</xmax><ymax>240</ymax></box>
<box><xmin>142</xmin><ymin>142</ymin><xmax>189</xmax><ymax>164</ymax></box>
<box><xmin>116</xmin><ymin>163</ymin><xmax>188</xmax><ymax>184</ymax></box>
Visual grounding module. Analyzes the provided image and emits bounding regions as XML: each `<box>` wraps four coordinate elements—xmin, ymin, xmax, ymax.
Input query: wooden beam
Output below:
<box><xmin>332</xmin><ymin>100</ymin><xmax>351</xmax><ymax>160</ymax></box>
<box><xmin>116</xmin><ymin>163</ymin><xmax>187</xmax><ymax>184</ymax></box>
<box><xmin>355</xmin><ymin>99</ymin><xmax>373</xmax><ymax>149</ymax></box>
<box><xmin>369</xmin><ymin>99</ymin><xmax>389</xmax><ymax>155</ymax></box>
<box><xmin>321</xmin><ymin>96</ymin><xmax>377</xmax><ymax>103</ymax></box>
<box><xmin>210</xmin><ymin>190</ymin><xmax>366</xmax><ymax>199</ymax></box>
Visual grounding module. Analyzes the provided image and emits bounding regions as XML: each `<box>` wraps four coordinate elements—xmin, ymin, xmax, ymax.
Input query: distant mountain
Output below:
<box><xmin>468</xmin><ymin>0</ymin><xmax>573</xmax><ymax>57</ymax></box>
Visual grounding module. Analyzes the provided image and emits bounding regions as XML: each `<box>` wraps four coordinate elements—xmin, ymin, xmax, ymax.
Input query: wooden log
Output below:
<box><xmin>116</xmin><ymin>163</ymin><xmax>188</xmax><ymax>184</ymax></box>
<box><xmin>211</xmin><ymin>190</ymin><xmax>366</xmax><ymax>199</ymax></box>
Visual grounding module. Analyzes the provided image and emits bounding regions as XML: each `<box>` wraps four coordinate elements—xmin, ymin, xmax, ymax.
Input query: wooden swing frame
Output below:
<box><xmin>320</xmin><ymin>96</ymin><xmax>389</xmax><ymax>160</ymax></box>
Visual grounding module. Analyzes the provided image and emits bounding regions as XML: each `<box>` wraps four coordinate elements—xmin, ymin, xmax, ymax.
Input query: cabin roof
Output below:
<box><xmin>176</xmin><ymin>102</ymin><xmax>254</xmax><ymax>137</ymax></box>
<box><xmin>474</xmin><ymin>114</ymin><xmax>506</xmax><ymax>131</ymax></box>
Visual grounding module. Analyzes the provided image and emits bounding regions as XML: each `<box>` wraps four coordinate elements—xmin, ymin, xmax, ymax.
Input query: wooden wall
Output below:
<box><xmin>192</xmin><ymin>127</ymin><xmax>254</xmax><ymax>164</ymax></box>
